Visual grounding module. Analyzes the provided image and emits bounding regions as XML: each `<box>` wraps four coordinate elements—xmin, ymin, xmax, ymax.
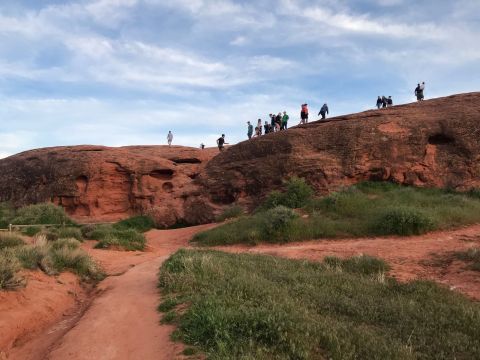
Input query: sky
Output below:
<box><xmin>0</xmin><ymin>0</ymin><xmax>479</xmax><ymax>158</ymax></box>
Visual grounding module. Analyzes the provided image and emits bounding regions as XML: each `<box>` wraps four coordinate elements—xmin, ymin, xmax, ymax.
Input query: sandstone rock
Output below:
<box><xmin>201</xmin><ymin>92</ymin><xmax>480</xmax><ymax>208</ymax></box>
<box><xmin>0</xmin><ymin>145</ymin><xmax>219</xmax><ymax>225</ymax></box>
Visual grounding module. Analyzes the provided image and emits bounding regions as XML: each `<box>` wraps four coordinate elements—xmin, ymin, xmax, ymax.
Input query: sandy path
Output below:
<box><xmin>216</xmin><ymin>224</ymin><xmax>480</xmax><ymax>300</ymax></box>
<box><xmin>6</xmin><ymin>224</ymin><xmax>215</xmax><ymax>360</ymax></box>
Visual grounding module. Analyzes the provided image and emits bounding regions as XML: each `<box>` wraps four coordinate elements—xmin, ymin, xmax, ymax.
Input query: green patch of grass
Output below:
<box><xmin>0</xmin><ymin>233</ymin><xmax>25</xmax><ymax>250</ymax></box>
<box><xmin>215</xmin><ymin>205</ymin><xmax>244</xmax><ymax>222</ymax></box>
<box><xmin>159</xmin><ymin>249</ymin><xmax>480</xmax><ymax>360</ymax></box>
<box><xmin>195</xmin><ymin>182</ymin><xmax>480</xmax><ymax>246</ymax></box>
<box><xmin>54</xmin><ymin>227</ymin><xmax>84</xmax><ymax>241</ymax></box>
<box><xmin>0</xmin><ymin>249</ymin><xmax>24</xmax><ymax>289</ymax></box>
<box><xmin>182</xmin><ymin>347</ymin><xmax>198</xmax><ymax>356</ymax></box>
<box><xmin>455</xmin><ymin>248</ymin><xmax>480</xmax><ymax>271</ymax></box>
<box><xmin>21</xmin><ymin>226</ymin><xmax>42</xmax><ymax>237</ymax></box>
<box><xmin>161</xmin><ymin>310</ymin><xmax>177</xmax><ymax>324</ymax></box>
<box><xmin>12</xmin><ymin>203</ymin><xmax>74</xmax><ymax>226</ymax></box>
<box><xmin>158</xmin><ymin>297</ymin><xmax>180</xmax><ymax>312</ymax></box>
<box><xmin>113</xmin><ymin>216</ymin><xmax>155</xmax><ymax>233</ymax></box>
<box><xmin>90</xmin><ymin>225</ymin><xmax>146</xmax><ymax>251</ymax></box>
<box><xmin>0</xmin><ymin>202</ymin><xmax>16</xmax><ymax>229</ymax></box>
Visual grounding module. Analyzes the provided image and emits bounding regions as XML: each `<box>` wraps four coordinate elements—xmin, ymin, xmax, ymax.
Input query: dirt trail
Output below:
<box><xmin>4</xmin><ymin>223</ymin><xmax>480</xmax><ymax>359</ymax></box>
<box><xmin>6</xmin><ymin>224</ymin><xmax>215</xmax><ymax>360</ymax></box>
<box><xmin>216</xmin><ymin>224</ymin><xmax>480</xmax><ymax>300</ymax></box>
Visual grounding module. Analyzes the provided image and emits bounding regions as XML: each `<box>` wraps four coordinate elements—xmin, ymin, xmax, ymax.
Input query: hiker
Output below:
<box><xmin>167</xmin><ymin>131</ymin><xmax>173</xmax><ymax>146</ymax></box>
<box><xmin>200</xmin><ymin>143</ymin><xmax>205</xmax><ymax>149</ymax></box>
<box><xmin>382</xmin><ymin>96</ymin><xmax>388</xmax><ymax>108</ymax></box>
<box><xmin>318</xmin><ymin>103</ymin><xmax>329</xmax><ymax>120</ymax></box>
<box><xmin>281</xmin><ymin>111</ymin><xmax>289</xmax><ymax>130</ymax></box>
<box><xmin>247</xmin><ymin>121</ymin><xmax>253</xmax><ymax>139</ymax></box>
<box><xmin>415</xmin><ymin>84</ymin><xmax>421</xmax><ymax>101</ymax></box>
<box><xmin>376</xmin><ymin>96</ymin><xmax>383</xmax><ymax>109</ymax></box>
<box><xmin>387</xmin><ymin>96</ymin><xmax>393</xmax><ymax>107</ymax></box>
<box><xmin>270</xmin><ymin>113</ymin><xmax>276</xmax><ymax>131</ymax></box>
<box><xmin>217</xmin><ymin>134</ymin><xmax>227</xmax><ymax>151</ymax></box>
<box><xmin>275</xmin><ymin>113</ymin><xmax>282</xmax><ymax>132</ymax></box>
<box><xmin>254</xmin><ymin>126</ymin><xmax>260</xmax><ymax>137</ymax></box>
<box><xmin>419</xmin><ymin>81</ymin><xmax>425</xmax><ymax>100</ymax></box>
<box><xmin>257</xmin><ymin>119</ymin><xmax>262</xmax><ymax>135</ymax></box>
<box><xmin>300</xmin><ymin>103</ymin><xmax>309</xmax><ymax>124</ymax></box>
<box><xmin>264</xmin><ymin>121</ymin><xmax>270</xmax><ymax>134</ymax></box>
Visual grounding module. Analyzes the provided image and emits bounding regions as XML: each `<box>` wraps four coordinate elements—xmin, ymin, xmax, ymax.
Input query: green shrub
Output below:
<box><xmin>262</xmin><ymin>206</ymin><xmax>298</xmax><ymax>240</ymax></box>
<box><xmin>0</xmin><ymin>202</ymin><xmax>16</xmax><ymax>228</ymax></box>
<box><xmin>21</xmin><ymin>226</ymin><xmax>42</xmax><ymax>237</ymax></box>
<box><xmin>113</xmin><ymin>216</ymin><xmax>155</xmax><ymax>233</ymax></box>
<box><xmin>91</xmin><ymin>225</ymin><xmax>146</xmax><ymax>251</ymax></box>
<box><xmin>0</xmin><ymin>250</ymin><xmax>23</xmax><ymax>289</ymax></box>
<box><xmin>0</xmin><ymin>234</ymin><xmax>25</xmax><ymax>249</ymax></box>
<box><xmin>54</xmin><ymin>227</ymin><xmax>83</xmax><ymax>241</ymax></box>
<box><xmin>81</xmin><ymin>224</ymin><xmax>97</xmax><ymax>238</ymax></box>
<box><xmin>260</xmin><ymin>177</ymin><xmax>314</xmax><ymax>210</ymax></box>
<box><xmin>12</xmin><ymin>203</ymin><xmax>73</xmax><ymax>225</ymax></box>
<box><xmin>36</xmin><ymin>229</ymin><xmax>59</xmax><ymax>241</ymax></box>
<box><xmin>215</xmin><ymin>205</ymin><xmax>244</xmax><ymax>222</ymax></box>
<box><xmin>15</xmin><ymin>244</ymin><xmax>48</xmax><ymax>269</ymax></box>
<box><xmin>159</xmin><ymin>250</ymin><xmax>480</xmax><ymax>360</ymax></box>
<box><xmin>371</xmin><ymin>207</ymin><xmax>435</xmax><ymax>236</ymax></box>
<box><xmin>50</xmin><ymin>238</ymin><xmax>82</xmax><ymax>251</ymax></box>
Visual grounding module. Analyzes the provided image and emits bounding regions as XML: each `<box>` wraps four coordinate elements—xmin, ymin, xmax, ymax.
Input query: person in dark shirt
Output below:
<box><xmin>387</xmin><ymin>96</ymin><xmax>393</xmax><ymax>107</ymax></box>
<box><xmin>318</xmin><ymin>103</ymin><xmax>329</xmax><ymax>119</ymax></box>
<box><xmin>376</xmin><ymin>96</ymin><xmax>383</xmax><ymax>109</ymax></box>
<box><xmin>217</xmin><ymin>134</ymin><xmax>227</xmax><ymax>151</ymax></box>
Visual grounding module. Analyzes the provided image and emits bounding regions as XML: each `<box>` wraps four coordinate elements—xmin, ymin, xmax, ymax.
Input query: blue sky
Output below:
<box><xmin>0</xmin><ymin>0</ymin><xmax>479</xmax><ymax>158</ymax></box>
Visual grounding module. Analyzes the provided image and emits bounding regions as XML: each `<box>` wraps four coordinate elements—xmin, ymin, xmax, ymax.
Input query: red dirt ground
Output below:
<box><xmin>1</xmin><ymin>223</ymin><xmax>479</xmax><ymax>359</ymax></box>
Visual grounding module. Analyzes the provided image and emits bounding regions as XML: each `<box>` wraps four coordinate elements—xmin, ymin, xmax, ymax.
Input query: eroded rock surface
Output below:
<box><xmin>0</xmin><ymin>146</ymin><xmax>218</xmax><ymax>226</ymax></box>
<box><xmin>0</xmin><ymin>93</ymin><xmax>479</xmax><ymax>224</ymax></box>
<box><xmin>201</xmin><ymin>92</ymin><xmax>480</xmax><ymax>208</ymax></box>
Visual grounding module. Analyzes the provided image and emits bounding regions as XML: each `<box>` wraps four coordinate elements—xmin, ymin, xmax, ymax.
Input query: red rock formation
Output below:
<box><xmin>201</xmin><ymin>92</ymin><xmax>480</xmax><ymax>208</ymax></box>
<box><xmin>1</xmin><ymin>93</ymin><xmax>479</xmax><ymax>224</ymax></box>
<box><xmin>0</xmin><ymin>145</ymin><xmax>219</xmax><ymax>226</ymax></box>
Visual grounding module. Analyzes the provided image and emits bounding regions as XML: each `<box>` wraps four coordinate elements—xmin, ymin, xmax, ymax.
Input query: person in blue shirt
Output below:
<box><xmin>318</xmin><ymin>104</ymin><xmax>329</xmax><ymax>120</ymax></box>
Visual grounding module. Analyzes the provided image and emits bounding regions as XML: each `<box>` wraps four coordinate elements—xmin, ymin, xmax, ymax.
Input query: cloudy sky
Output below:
<box><xmin>0</xmin><ymin>0</ymin><xmax>479</xmax><ymax>158</ymax></box>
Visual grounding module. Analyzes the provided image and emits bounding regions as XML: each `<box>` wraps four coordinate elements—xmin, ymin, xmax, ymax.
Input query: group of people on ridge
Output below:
<box><xmin>247</xmin><ymin>111</ymin><xmax>290</xmax><ymax>139</ymax></box>
<box><xmin>376</xmin><ymin>96</ymin><xmax>393</xmax><ymax>109</ymax></box>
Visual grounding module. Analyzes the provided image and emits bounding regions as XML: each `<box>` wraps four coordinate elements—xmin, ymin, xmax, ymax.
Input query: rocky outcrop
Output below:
<box><xmin>1</xmin><ymin>92</ymin><xmax>479</xmax><ymax>224</ymax></box>
<box><xmin>201</xmin><ymin>92</ymin><xmax>480</xmax><ymax>208</ymax></box>
<box><xmin>0</xmin><ymin>145</ymin><xmax>219</xmax><ymax>226</ymax></box>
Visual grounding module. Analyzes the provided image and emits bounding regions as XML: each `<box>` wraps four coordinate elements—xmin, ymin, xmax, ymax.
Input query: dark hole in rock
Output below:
<box><xmin>172</xmin><ymin>158</ymin><xmax>202</xmax><ymax>164</ymax></box>
<box><xmin>150</xmin><ymin>169</ymin><xmax>174</xmax><ymax>180</ymax></box>
<box><xmin>162</xmin><ymin>182</ymin><xmax>174</xmax><ymax>192</ymax></box>
<box><xmin>428</xmin><ymin>133</ymin><xmax>455</xmax><ymax>145</ymax></box>
<box><xmin>75</xmin><ymin>175</ymin><xmax>89</xmax><ymax>193</ymax></box>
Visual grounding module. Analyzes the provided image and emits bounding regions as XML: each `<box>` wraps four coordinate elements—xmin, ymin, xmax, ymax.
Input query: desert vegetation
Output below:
<box><xmin>194</xmin><ymin>179</ymin><xmax>480</xmax><ymax>246</ymax></box>
<box><xmin>158</xmin><ymin>249</ymin><xmax>480</xmax><ymax>360</ymax></box>
<box><xmin>0</xmin><ymin>233</ymin><xmax>104</xmax><ymax>290</ymax></box>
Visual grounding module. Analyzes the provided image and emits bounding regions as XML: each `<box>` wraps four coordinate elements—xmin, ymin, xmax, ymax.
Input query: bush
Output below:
<box><xmin>371</xmin><ymin>207</ymin><xmax>435</xmax><ymax>236</ymax></box>
<box><xmin>15</xmin><ymin>244</ymin><xmax>48</xmax><ymax>269</ymax></box>
<box><xmin>12</xmin><ymin>203</ymin><xmax>73</xmax><ymax>226</ymax></box>
<box><xmin>215</xmin><ymin>205</ymin><xmax>244</xmax><ymax>222</ymax></box>
<box><xmin>54</xmin><ymin>227</ymin><xmax>83</xmax><ymax>241</ymax></box>
<box><xmin>262</xmin><ymin>206</ymin><xmax>298</xmax><ymax>239</ymax></box>
<box><xmin>113</xmin><ymin>216</ymin><xmax>155</xmax><ymax>233</ymax></box>
<box><xmin>260</xmin><ymin>177</ymin><xmax>314</xmax><ymax>210</ymax></box>
<box><xmin>0</xmin><ymin>250</ymin><xmax>23</xmax><ymax>289</ymax></box>
<box><xmin>81</xmin><ymin>224</ymin><xmax>97</xmax><ymax>239</ymax></box>
<box><xmin>323</xmin><ymin>255</ymin><xmax>390</xmax><ymax>275</ymax></box>
<box><xmin>0</xmin><ymin>202</ymin><xmax>16</xmax><ymax>228</ymax></box>
<box><xmin>0</xmin><ymin>233</ymin><xmax>25</xmax><ymax>249</ymax></box>
<box><xmin>91</xmin><ymin>225</ymin><xmax>146</xmax><ymax>251</ymax></box>
<box><xmin>21</xmin><ymin>226</ymin><xmax>42</xmax><ymax>237</ymax></box>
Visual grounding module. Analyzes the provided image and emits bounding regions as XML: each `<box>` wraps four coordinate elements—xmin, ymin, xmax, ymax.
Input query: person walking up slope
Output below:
<box><xmin>217</xmin><ymin>134</ymin><xmax>228</xmax><ymax>151</ymax></box>
<box><xmin>300</xmin><ymin>103</ymin><xmax>309</xmax><ymax>124</ymax></box>
<box><xmin>167</xmin><ymin>131</ymin><xmax>173</xmax><ymax>146</ymax></box>
<box><xmin>247</xmin><ymin>121</ymin><xmax>253</xmax><ymax>139</ymax></box>
<box><xmin>318</xmin><ymin>104</ymin><xmax>329</xmax><ymax>119</ymax></box>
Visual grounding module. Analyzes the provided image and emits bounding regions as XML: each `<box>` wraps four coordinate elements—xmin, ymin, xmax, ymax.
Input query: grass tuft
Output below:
<box><xmin>0</xmin><ymin>233</ymin><xmax>25</xmax><ymax>250</ymax></box>
<box><xmin>260</xmin><ymin>177</ymin><xmax>314</xmax><ymax>210</ymax></box>
<box><xmin>90</xmin><ymin>226</ymin><xmax>146</xmax><ymax>251</ymax></box>
<box><xmin>215</xmin><ymin>205</ymin><xmax>244</xmax><ymax>222</ymax></box>
<box><xmin>12</xmin><ymin>203</ymin><xmax>74</xmax><ymax>225</ymax></box>
<box><xmin>0</xmin><ymin>250</ymin><xmax>24</xmax><ymax>289</ymax></box>
<box><xmin>113</xmin><ymin>216</ymin><xmax>155</xmax><ymax>233</ymax></box>
<box><xmin>159</xmin><ymin>249</ymin><xmax>480</xmax><ymax>360</ymax></box>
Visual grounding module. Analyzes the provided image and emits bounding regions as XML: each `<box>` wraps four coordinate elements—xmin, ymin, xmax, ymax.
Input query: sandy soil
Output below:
<box><xmin>2</xmin><ymin>223</ymin><xmax>479</xmax><ymax>359</ymax></box>
<box><xmin>216</xmin><ymin>224</ymin><xmax>480</xmax><ymax>300</ymax></box>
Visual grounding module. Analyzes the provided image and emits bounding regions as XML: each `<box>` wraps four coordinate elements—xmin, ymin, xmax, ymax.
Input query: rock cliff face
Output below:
<box><xmin>0</xmin><ymin>146</ymin><xmax>218</xmax><ymax>226</ymax></box>
<box><xmin>201</xmin><ymin>92</ymin><xmax>480</xmax><ymax>208</ymax></box>
<box><xmin>0</xmin><ymin>92</ymin><xmax>479</xmax><ymax>224</ymax></box>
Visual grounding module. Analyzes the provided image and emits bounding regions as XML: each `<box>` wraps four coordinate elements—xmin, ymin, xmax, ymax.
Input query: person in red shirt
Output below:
<box><xmin>300</xmin><ymin>103</ymin><xmax>309</xmax><ymax>124</ymax></box>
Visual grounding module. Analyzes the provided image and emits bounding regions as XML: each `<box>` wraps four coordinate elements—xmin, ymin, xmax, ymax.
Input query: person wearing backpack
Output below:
<box><xmin>300</xmin><ymin>103</ymin><xmax>309</xmax><ymax>124</ymax></box>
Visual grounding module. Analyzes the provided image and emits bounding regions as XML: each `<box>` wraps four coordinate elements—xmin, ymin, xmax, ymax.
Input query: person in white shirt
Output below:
<box><xmin>167</xmin><ymin>131</ymin><xmax>173</xmax><ymax>146</ymax></box>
